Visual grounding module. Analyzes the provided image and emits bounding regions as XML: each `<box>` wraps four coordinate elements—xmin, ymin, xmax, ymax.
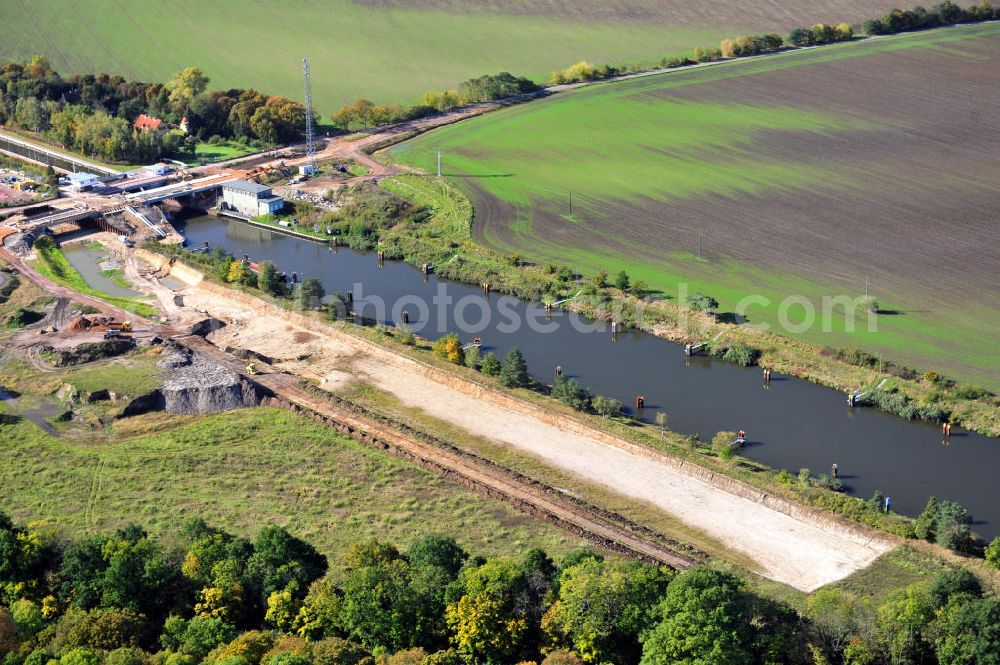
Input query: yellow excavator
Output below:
<box><xmin>246</xmin><ymin>361</ymin><xmax>257</xmax><ymax>375</ymax></box>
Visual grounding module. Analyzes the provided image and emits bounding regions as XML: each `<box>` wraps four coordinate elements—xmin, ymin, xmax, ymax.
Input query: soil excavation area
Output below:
<box><xmin>391</xmin><ymin>23</ymin><xmax>1000</xmax><ymax>387</ymax></box>
<box><xmin>172</xmin><ymin>269</ymin><xmax>893</xmax><ymax>592</ymax></box>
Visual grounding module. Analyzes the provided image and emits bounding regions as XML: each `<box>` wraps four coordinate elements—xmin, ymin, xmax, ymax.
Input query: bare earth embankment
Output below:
<box><xmin>163</xmin><ymin>260</ymin><xmax>892</xmax><ymax>591</ymax></box>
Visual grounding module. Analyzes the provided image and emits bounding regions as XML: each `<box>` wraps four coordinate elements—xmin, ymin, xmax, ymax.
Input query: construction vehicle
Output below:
<box><xmin>108</xmin><ymin>320</ymin><xmax>133</xmax><ymax>332</ymax></box>
<box><xmin>103</xmin><ymin>330</ymin><xmax>122</xmax><ymax>339</ymax></box>
<box><xmin>246</xmin><ymin>362</ymin><xmax>257</xmax><ymax>375</ymax></box>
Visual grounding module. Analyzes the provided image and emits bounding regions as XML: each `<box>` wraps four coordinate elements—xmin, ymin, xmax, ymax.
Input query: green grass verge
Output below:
<box><xmin>31</xmin><ymin>242</ymin><xmax>158</xmax><ymax>318</ymax></box>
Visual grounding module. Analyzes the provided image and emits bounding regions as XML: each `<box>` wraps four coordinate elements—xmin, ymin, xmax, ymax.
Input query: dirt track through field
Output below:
<box><xmin>171</xmin><ymin>270</ymin><xmax>893</xmax><ymax>591</ymax></box>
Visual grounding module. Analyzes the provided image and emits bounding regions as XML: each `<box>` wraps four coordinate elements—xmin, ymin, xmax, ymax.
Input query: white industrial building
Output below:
<box><xmin>66</xmin><ymin>172</ymin><xmax>101</xmax><ymax>191</ymax></box>
<box><xmin>220</xmin><ymin>179</ymin><xmax>285</xmax><ymax>217</ymax></box>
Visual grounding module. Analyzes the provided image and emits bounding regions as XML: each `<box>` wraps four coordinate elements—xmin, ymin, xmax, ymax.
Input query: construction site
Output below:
<box><xmin>2</xmin><ymin>42</ymin><xmax>998</xmax><ymax>606</ymax></box>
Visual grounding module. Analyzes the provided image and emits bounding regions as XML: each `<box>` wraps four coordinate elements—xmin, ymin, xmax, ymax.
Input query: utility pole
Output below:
<box><xmin>698</xmin><ymin>234</ymin><xmax>702</xmax><ymax>259</ymax></box>
<box><xmin>437</xmin><ymin>150</ymin><xmax>442</xmax><ymax>177</ymax></box>
<box><xmin>865</xmin><ymin>277</ymin><xmax>869</xmax><ymax>299</ymax></box>
<box><xmin>302</xmin><ymin>58</ymin><xmax>316</xmax><ymax>172</ymax></box>
<box><xmin>569</xmin><ymin>190</ymin><xmax>573</xmax><ymax>216</ymax></box>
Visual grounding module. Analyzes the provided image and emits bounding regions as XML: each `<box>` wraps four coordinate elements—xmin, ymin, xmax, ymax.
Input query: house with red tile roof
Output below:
<box><xmin>134</xmin><ymin>114</ymin><xmax>164</xmax><ymax>133</ymax></box>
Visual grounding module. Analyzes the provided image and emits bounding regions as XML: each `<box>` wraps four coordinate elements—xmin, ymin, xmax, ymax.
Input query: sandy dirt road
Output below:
<box><xmin>175</xmin><ymin>278</ymin><xmax>893</xmax><ymax>591</ymax></box>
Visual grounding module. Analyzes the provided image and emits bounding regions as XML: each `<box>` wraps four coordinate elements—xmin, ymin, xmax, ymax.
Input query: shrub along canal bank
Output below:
<box><xmin>151</xmin><ymin>209</ymin><xmax>1000</xmax><ymax>545</ymax></box>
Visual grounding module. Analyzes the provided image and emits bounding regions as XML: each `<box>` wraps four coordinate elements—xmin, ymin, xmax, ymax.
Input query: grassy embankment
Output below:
<box><xmin>30</xmin><ymin>239</ymin><xmax>158</xmax><ymax>317</ymax></box>
<box><xmin>388</xmin><ymin>23</ymin><xmax>1000</xmax><ymax>392</ymax></box>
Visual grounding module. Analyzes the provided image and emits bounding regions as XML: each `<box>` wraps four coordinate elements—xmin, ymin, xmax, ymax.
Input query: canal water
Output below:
<box><xmin>176</xmin><ymin>213</ymin><xmax>1000</xmax><ymax>538</ymax></box>
<box><xmin>62</xmin><ymin>245</ymin><xmax>139</xmax><ymax>298</ymax></box>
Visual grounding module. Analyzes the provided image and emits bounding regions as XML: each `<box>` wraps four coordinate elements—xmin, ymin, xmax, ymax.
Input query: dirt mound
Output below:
<box><xmin>46</xmin><ymin>338</ymin><xmax>136</xmax><ymax>367</ymax></box>
<box><xmin>67</xmin><ymin>316</ymin><xmax>93</xmax><ymax>331</ymax></box>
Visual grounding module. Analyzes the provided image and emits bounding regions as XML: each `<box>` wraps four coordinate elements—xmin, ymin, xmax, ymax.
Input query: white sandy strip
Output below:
<box><xmin>357</xmin><ymin>359</ymin><xmax>891</xmax><ymax>591</ymax></box>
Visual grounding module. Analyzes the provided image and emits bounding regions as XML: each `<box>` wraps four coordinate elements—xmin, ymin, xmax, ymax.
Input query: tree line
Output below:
<box><xmin>864</xmin><ymin>0</ymin><xmax>999</xmax><ymax>34</ymax></box>
<box><xmin>548</xmin><ymin>0</ymin><xmax>997</xmax><ymax>84</ymax></box>
<box><xmin>0</xmin><ymin>57</ymin><xmax>305</xmax><ymax>164</ymax></box>
<box><xmin>3</xmin><ymin>512</ymin><xmax>1000</xmax><ymax>665</ymax></box>
<box><xmin>329</xmin><ymin>73</ymin><xmax>538</xmax><ymax>131</ymax></box>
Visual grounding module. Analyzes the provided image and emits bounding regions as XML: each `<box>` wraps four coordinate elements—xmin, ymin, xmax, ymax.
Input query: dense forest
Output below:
<box><xmin>1</xmin><ymin>513</ymin><xmax>999</xmax><ymax>665</ymax></box>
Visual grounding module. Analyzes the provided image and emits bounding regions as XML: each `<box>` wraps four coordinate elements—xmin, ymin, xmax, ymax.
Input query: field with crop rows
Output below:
<box><xmin>391</xmin><ymin>23</ymin><xmax>1000</xmax><ymax>387</ymax></box>
<box><xmin>1</xmin><ymin>0</ymin><xmax>902</xmax><ymax>112</ymax></box>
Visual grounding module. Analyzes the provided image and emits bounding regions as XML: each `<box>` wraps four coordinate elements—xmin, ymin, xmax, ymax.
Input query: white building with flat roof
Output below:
<box><xmin>66</xmin><ymin>172</ymin><xmax>101</xmax><ymax>191</ymax></box>
<box><xmin>220</xmin><ymin>179</ymin><xmax>285</xmax><ymax>217</ymax></box>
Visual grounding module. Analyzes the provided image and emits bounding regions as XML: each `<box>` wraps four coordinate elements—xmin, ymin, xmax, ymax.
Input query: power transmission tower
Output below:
<box><xmin>302</xmin><ymin>57</ymin><xmax>316</xmax><ymax>172</ymax></box>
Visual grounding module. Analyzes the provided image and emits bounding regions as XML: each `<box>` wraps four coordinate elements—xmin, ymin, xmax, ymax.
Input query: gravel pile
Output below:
<box><xmin>157</xmin><ymin>347</ymin><xmax>258</xmax><ymax>414</ymax></box>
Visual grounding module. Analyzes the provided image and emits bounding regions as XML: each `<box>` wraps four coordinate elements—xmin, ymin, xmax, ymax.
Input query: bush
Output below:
<box><xmin>686</xmin><ymin>293</ymin><xmax>718</xmax><ymax>312</ymax></box>
<box><xmin>592</xmin><ymin>395</ymin><xmax>622</xmax><ymax>418</ymax></box>
<box><xmin>499</xmin><ymin>347</ymin><xmax>529</xmax><ymax>387</ymax></box>
<box><xmin>855</xmin><ymin>389</ymin><xmax>948</xmax><ymax>423</ymax></box>
<box><xmin>463</xmin><ymin>344</ymin><xmax>480</xmax><ymax>369</ymax></box>
<box><xmin>954</xmin><ymin>385</ymin><xmax>992</xmax><ymax>400</ymax></box>
<box><xmin>551</xmin><ymin>61</ymin><xmax>599</xmax><ymax>84</ymax></box>
<box><xmin>551</xmin><ymin>375</ymin><xmax>592</xmax><ymax>411</ymax></box>
<box><xmin>432</xmin><ymin>333</ymin><xmax>464</xmax><ymax>365</ymax></box>
<box><xmin>480</xmin><ymin>352</ymin><xmax>501</xmax><ymax>376</ymax></box>
<box><xmin>711</xmin><ymin>343</ymin><xmax>761</xmax><ymax>367</ymax></box>
<box><xmin>985</xmin><ymin>537</ymin><xmax>1000</xmax><ymax>569</ymax></box>
<box><xmin>936</xmin><ymin>500</ymin><xmax>973</xmax><ymax>552</ymax></box>
<box><xmin>712</xmin><ymin>431</ymin><xmax>738</xmax><ymax>454</ymax></box>
<box><xmin>929</xmin><ymin>568</ymin><xmax>982</xmax><ymax>608</ymax></box>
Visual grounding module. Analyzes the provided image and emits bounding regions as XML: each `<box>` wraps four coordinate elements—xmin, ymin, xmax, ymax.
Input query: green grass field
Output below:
<box><xmin>0</xmin><ymin>0</ymin><xmax>901</xmax><ymax>113</ymax></box>
<box><xmin>192</xmin><ymin>140</ymin><xmax>258</xmax><ymax>164</ymax></box>
<box><xmin>390</xmin><ymin>24</ymin><xmax>1000</xmax><ymax>387</ymax></box>
<box><xmin>0</xmin><ymin>404</ymin><xmax>582</xmax><ymax>561</ymax></box>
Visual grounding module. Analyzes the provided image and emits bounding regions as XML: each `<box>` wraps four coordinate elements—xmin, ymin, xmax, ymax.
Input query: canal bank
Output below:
<box><xmin>171</xmin><ymin>212</ymin><xmax>1000</xmax><ymax>539</ymax></box>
